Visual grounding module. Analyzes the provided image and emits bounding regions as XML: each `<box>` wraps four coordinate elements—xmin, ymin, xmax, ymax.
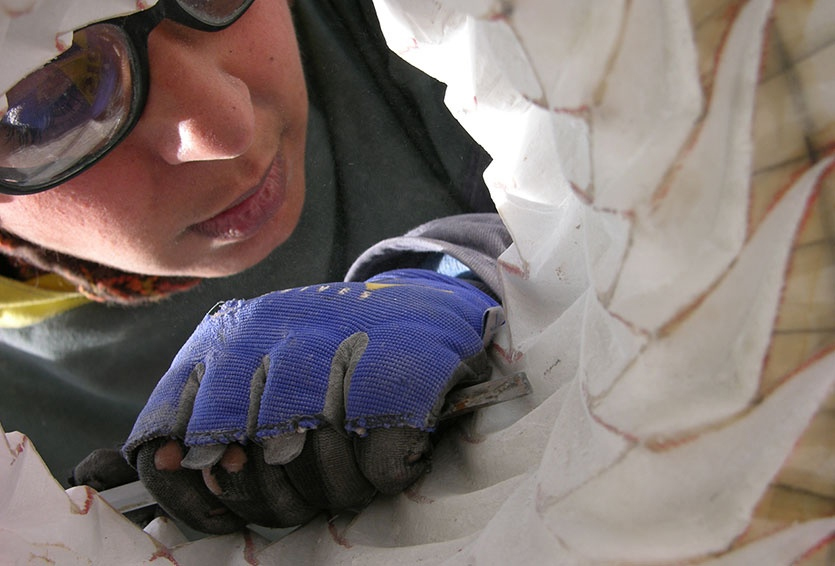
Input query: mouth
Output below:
<box><xmin>188</xmin><ymin>156</ymin><xmax>287</xmax><ymax>241</ymax></box>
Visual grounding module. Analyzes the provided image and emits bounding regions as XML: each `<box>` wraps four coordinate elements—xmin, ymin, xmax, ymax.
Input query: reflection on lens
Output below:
<box><xmin>177</xmin><ymin>0</ymin><xmax>252</xmax><ymax>26</ymax></box>
<box><xmin>0</xmin><ymin>24</ymin><xmax>135</xmax><ymax>192</ymax></box>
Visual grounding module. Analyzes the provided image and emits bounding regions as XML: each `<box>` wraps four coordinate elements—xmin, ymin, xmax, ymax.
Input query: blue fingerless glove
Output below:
<box><xmin>123</xmin><ymin>269</ymin><xmax>501</xmax><ymax>533</ymax></box>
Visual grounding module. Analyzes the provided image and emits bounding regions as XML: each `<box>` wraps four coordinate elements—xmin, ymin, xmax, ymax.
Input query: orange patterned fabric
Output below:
<box><xmin>0</xmin><ymin>229</ymin><xmax>200</xmax><ymax>305</ymax></box>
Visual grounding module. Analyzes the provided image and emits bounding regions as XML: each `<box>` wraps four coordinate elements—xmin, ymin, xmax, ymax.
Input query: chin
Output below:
<box><xmin>90</xmin><ymin>185</ymin><xmax>304</xmax><ymax>278</ymax></box>
<box><xmin>159</xmin><ymin>186</ymin><xmax>304</xmax><ymax>278</ymax></box>
<box><xmin>188</xmin><ymin>252</ymin><xmax>273</xmax><ymax>278</ymax></box>
<box><xmin>175</xmin><ymin>227</ymin><xmax>295</xmax><ymax>278</ymax></box>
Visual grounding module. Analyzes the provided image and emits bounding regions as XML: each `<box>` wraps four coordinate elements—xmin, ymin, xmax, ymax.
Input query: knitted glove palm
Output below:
<box><xmin>123</xmin><ymin>269</ymin><xmax>500</xmax><ymax>533</ymax></box>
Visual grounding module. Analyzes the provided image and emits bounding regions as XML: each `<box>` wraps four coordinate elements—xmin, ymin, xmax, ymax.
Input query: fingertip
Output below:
<box><xmin>154</xmin><ymin>439</ymin><xmax>184</xmax><ymax>472</ymax></box>
<box><xmin>200</xmin><ymin>444</ymin><xmax>248</xmax><ymax>496</ymax></box>
<box><xmin>355</xmin><ymin>428</ymin><xmax>433</xmax><ymax>495</ymax></box>
<box><xmin>203</xmin><ymin>467</ymin><xmax>223</xmax><ymax>496</ymax></box>
<box><xmin>220</xmin><ymin>444</ymin><xmax>248</xmax><ymax>473</ymax></box>
<box><xmin>135</xmin><ymin>439</ymin><xmax>246</xmax><ymax>535</ymax></box>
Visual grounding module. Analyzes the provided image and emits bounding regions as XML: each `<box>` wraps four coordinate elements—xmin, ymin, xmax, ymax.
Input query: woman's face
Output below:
<box><xmin>0</xmin><ymin>0</ymin><xmax>308</xmax><ymax>277</ymax></box>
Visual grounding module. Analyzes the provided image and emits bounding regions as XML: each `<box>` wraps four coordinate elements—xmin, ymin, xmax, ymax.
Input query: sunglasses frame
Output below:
<box><xmin>0</xmin><ymin>0</ymin><xmax>255</xmax><ymax>195</ymax></box>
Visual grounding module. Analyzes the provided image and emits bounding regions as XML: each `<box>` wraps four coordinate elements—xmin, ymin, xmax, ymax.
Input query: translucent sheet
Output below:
<box><xmin>0</xmin><ymin>0</ymin><xmax>151</xmax><ymax>95</ymax></box>
<box><xmin>1</xmin><ymin>0</ymin><xmax>833</xmax><ymax>563</ymax></box>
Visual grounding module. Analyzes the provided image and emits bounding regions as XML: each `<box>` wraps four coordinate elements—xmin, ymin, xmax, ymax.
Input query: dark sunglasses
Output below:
<box><xmin>0</xmin><ymin>0</ymin><xmax>255</xmax><ymax>195</ymax></box>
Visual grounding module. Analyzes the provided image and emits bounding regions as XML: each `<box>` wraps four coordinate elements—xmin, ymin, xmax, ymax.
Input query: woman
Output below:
<box><xmin>0</xmin><ymin>0</ymin><xmax>508</xmax><ymax>533</ymax></box>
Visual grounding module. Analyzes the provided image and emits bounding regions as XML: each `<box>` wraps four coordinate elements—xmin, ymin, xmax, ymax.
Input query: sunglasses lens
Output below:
<box><xmin>177</xmin><ymin>0</ymin><xmax>253</xmax><ymax>26</ymax></box>
<box><xmin>0</xmin><ymin>24</ymin><xmax>136</xmax><ymax>193</ymax></box>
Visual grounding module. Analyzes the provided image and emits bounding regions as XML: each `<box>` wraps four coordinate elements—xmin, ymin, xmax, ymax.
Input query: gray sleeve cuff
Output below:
<box><xmin>345</xmin><ymin>213</ymin><xmax>511</xmax><ymax>300</ymax></box>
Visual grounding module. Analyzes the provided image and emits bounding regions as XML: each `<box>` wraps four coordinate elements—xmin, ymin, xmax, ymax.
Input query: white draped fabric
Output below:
<box><xmin>2</xmin><ymin>0</ymin><xmax>833</xmax><ymax>563</ymax></box>
<box><xmin>0</xmin><ymin>0</ymin><xmax>154</xmax><ymax>94</ymax></box>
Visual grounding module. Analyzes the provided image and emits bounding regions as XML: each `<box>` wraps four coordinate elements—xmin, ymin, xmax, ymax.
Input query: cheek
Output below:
<box><xmin>0</xmin><ymin>1</ymin><xmax>309</xmax><ymax>275</ymax></box>
<box><xmin>230</xmin><ymin>1</ymin><xmax>307</xmax><ymax>108</ymax></box>
<box><xmin>0</xmin><ymin>170</ymin><xmax>178</xmax><ymax>261</ymax></box>
<box><xmin>65</xmin><ymin>176</ymin><xmax>192</xmax><ymax>259</ymax></box>
<box><xmin>1</xmin><ymin>192</ymin><xmax>97</xmax><ymax>240</ymax></box>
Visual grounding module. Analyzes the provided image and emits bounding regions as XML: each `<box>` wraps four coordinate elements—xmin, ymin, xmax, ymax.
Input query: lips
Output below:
<box><xmin>188</xmin><ymin>157</ymin><xmax>287</xmax><ymax>241</ymax></box>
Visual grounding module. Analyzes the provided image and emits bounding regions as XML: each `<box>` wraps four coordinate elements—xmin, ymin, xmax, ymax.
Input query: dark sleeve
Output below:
<box><xmin>345</xmin><ymin>213</ymin><xmax>511</xmax><ymax>300</ymax></box>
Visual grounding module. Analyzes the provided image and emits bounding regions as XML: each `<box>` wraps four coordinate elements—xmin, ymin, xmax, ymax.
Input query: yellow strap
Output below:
<box><xmin>0</xmin><ymin>274</ymin><xmax>90</xmax><ymax>328</ymax></box>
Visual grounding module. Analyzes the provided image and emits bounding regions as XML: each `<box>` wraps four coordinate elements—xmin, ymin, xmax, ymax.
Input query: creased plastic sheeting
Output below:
<box><xmin>0</xmin><ymin>424</ymin><xmax>164</xmax><ymax>564</ymax></box>
<box><xmin>1</xmin><ymin>0</ymin><xmax>834</xmax><ymax>564</ymax></box>
<box><xmin>0</xmin><ymin>0</ymin><xmax>153</xmax><ymax>94</ymax></box>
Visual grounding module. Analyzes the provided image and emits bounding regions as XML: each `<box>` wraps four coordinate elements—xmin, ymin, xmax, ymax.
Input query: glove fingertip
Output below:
<box><xmin>355</xmin><ymin>428</ymin><xmax>433</xmax><ymax>495</ymax></box>
<box><xmin>70</xmin><ymin>448</ymin><xmax>138</xmax><ymax>491</ymax></box>
<box><xmin>180</xmin><ymin>444</ymin><xmax>227</xmax><ymax>470</ymax></box>
<box><xmin>262</xmin><ymin>432</ymin><xmax>306</xmax><ymax>466</ymax></box>
<box><xmin>135</xmin><ymin>440</ymin><xmax>246</xmax><ymax>535</ymax></box>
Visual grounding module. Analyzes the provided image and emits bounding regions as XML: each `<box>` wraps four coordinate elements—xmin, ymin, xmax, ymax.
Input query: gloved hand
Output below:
<box><xmin>122</xmin><ymin>268</ymin><xmax>501</xmax><ymax>534</ymax></box>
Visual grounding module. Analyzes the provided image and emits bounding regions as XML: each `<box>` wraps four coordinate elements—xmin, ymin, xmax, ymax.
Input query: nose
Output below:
<box><xmin>134</xmin><ymin>23</ymin><xmax>256</xmax><ymax>164</ymax></box>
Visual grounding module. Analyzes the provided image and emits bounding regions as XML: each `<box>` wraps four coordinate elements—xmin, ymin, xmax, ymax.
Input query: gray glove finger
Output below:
<box><xmin>135</xmin><ymin>439</ymin><xmax>246</xmax><ymax>535</ymax></box>
<box><xmin>261</xmin><ymin>332</ymin><xmax>374</xmax><ymax>512</ymax></box>
<box><xmin>355</xmin><ymin>428</ymin><xmax>433</xmax><ymax>495</ymax></box>
<box><xmin>71</xmin><ymin>448</ymin><xmax>138</xmax><ymax>491</ymax></box>
<box><xmin>351</xmin><ymin>353</ymin><xmax>489</xmax><ymax>495</ymax></box>
<box><xmin>282</xmin><ymin>425</ymin><xmax>376</xmax><ymax>511</ymax></box>
<box><xmin>207</xmin><ymin>443</ymin><xmax>320</xmax><ymax>528</ymax></box>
